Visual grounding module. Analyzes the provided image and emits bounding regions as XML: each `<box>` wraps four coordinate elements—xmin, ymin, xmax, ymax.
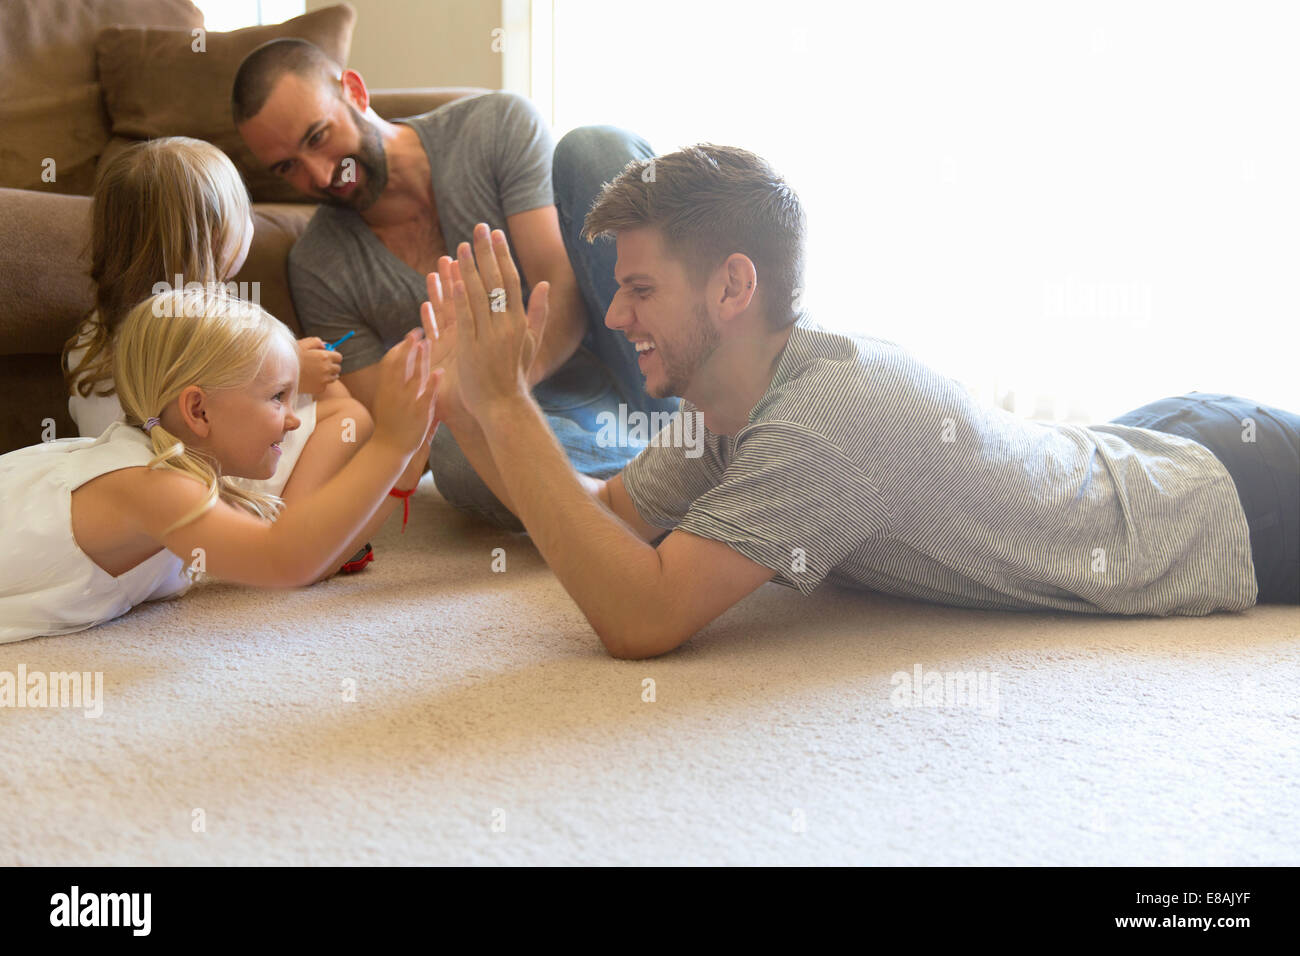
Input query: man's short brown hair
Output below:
<box><xmin>582</xmin><ymin>144</ymin><xmax>807</xmax><ymax>330</ymax></box>
<box><xmin>231</xmin><ymin>38</ymin><xmax>341</xmax><ymax>126</ymax></box>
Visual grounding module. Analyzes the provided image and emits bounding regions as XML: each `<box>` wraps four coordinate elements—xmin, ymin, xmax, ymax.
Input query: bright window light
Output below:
<box><xmin>551</xmin><ymin>0</ymin><xmax>1299</xmax><ymax>420</ymax></box>
<box><xmin>193</xmin><ymin>0</ymin><xmax>304</xmax><ymax>32</ymax></box>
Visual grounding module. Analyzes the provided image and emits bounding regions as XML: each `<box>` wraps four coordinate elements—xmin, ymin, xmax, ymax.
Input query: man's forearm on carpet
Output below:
<box><xmin>479</xmin><ymin>394</ymin><xmax>663</xmax><ymax>653</ymax></box>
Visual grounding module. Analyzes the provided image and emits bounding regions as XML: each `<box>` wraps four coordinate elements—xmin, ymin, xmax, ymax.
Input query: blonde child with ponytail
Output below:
<box><xmin>62</xmin><ymin>137</ymin><xmax>373</xmax><ymax>527</ymax></box>
<box><xmin>1</xmin><ymin>289</ymin><xmax>439</xmax><ymax>643</ymax></box>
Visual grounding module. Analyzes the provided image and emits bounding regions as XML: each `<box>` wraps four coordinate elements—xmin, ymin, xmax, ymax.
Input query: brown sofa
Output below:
<box><xmin>0</xmin><ymin>0</ymin><xmax>484</xmax><ymax>453</ymax></box>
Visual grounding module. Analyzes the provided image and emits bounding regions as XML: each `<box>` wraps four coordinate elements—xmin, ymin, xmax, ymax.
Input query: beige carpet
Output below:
<box><xmin>2</xmin><ymin>476</ymin><xmax>1297</xmax><ymax>866</ymax></box>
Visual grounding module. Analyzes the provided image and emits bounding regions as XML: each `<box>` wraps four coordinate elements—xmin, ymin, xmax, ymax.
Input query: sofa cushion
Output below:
<box><xmin>0</xmin><ymin>86</ymin><xmax>109</xmax><ymax>196</ymax></box>
<box><xmin>0</xmin><ymin>188</ymin><xmax>94</xmax><ymax>354</ymax></box>
<box><xmin>0</xmin><ymin>0</ymin><xmax>203</xmax><ymax>195</ymax></box>
<box><xmin>95</xmin><ymin>3</ymin><xmax>356</xmax><ymax>204</ymax></box>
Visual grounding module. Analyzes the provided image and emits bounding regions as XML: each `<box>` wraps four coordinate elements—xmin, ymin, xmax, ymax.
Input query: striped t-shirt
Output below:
<box><xmin>621</xmin><ymin>323</ymin><xmax>1258</xmax><ymax>615</ymax></box>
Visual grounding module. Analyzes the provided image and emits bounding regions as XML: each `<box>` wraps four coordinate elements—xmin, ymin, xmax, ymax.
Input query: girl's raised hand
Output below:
<box><xmin>421</xmin><ymin>257</ymin><xmax>470</xmax><ymax>428</ymax></box>
<box><xmin>370</xmin><ymin>330</ymin><xmax>441</xmax><ymax>454</ymax></box>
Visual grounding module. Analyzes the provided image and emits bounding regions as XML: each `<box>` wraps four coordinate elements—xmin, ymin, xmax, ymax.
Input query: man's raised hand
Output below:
<box><xmin>448</xmin><ymin>222</ymin><xmax>549</xmax><ymax>417</ymax></box>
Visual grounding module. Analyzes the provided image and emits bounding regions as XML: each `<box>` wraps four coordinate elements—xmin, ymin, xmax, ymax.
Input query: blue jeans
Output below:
<box><xmin>1109</xmin><ymin>393</ymin><xmax>1300</xmax><ymax>604</ymax></box>
<box><xmin>429</xmin><ymin>126</ymin><xmax>680</xmax><ymax>530</ymax></box>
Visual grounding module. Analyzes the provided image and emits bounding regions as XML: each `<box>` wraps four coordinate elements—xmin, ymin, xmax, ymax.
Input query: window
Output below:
<box><xmin>550</xmin><ymin>1</ymin><xmax>1299</xmax><ymax>420</ymax></box>
<box><xmin>193</xmin><ymin>0</ymin><xmax>305</xmax><ymax>32</ymax></box>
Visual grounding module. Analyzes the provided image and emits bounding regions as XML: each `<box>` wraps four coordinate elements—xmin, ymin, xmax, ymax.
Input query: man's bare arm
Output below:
<box><xmin>442</xmin><ymin>223</ymin><xmax>775</xmax><ymax>657</ymax></box>
<box><xmin>478</xmin><ymin>394</ymin><xmax>775</xmax><ymax>658</ymax></box>
<box><xmin>421</xmin><ymin>256</ymin><xmax>660</xmax><ymax>544</ymax></box>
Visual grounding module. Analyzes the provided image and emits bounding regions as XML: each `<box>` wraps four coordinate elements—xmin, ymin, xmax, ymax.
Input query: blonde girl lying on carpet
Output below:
<box><xmin>61</xmin><ymin>137</ymin><xmax>375</xmax><ymax>561</ymax></box>
<box><xmin>0</xmin><ymin>289</ymin><xmax>440</xmax><ymax>643</ymax></box>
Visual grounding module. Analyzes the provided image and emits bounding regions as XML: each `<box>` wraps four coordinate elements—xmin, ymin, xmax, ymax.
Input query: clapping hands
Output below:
<box><xmin>420</xmin><ymin>222</ymin><xmax>548</xmax><ymax>423</ymax></box>
<box><xmin>370</xmin><ymin>328</ymin><xmax>441</xmax><ymax>455</ymax></box>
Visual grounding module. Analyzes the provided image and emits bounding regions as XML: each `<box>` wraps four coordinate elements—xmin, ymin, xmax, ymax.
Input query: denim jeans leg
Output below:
<box><xmin>552</xmin><ymin>124</ymin><xmax>682</xmax><ymax>420</ymax></box>
<box><xmin>1111</xmin><ymin>392</ymin><xmax>1300</xmax><ymax>603</ymax></box>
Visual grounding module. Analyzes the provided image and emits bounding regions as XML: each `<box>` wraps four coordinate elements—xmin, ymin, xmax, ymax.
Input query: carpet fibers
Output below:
<box><xmin>2</xmin><ymin>477</ymin><xmax>1297</xmax><ymax>865</ymax></box>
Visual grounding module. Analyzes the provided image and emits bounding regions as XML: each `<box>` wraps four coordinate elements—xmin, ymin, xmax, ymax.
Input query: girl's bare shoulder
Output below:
<box><xmin>77</xmin><ymin>464</ymin><xmax>210</xmax><ymax>523</ymax></box>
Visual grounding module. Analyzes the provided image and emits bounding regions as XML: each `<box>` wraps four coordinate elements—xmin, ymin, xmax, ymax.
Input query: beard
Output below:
<box><xmin>316</xmin><ymin>102</ymin><xmax>389</xmax><ymax>211</ymax></box>
<box><xmin>649</xmin><ymin>301</ymin><xmax>719</xmax><ymax>398</ymax></box>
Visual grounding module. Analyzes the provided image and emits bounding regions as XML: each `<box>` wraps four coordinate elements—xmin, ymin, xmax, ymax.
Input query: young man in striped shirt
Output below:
<box><xmin>423</xmin><ymin>145</ymin><xmax>1300</xmax><ymax>659</ymax></box>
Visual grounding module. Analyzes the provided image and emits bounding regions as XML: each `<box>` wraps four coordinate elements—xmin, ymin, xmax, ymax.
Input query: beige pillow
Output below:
<box><xmin>95</xmin><ymin>3</ymin><xmax>356</xmax><ymax>203</ymax></box>
<box><xmin>0</xmin><ymin>86</ymin><xmax>110</xmax><ymax>195</ymax></box>
<box><xmin>0</xmin><ymin>0</ymin><xmax>203</xmax><ymax>194</ymax></box>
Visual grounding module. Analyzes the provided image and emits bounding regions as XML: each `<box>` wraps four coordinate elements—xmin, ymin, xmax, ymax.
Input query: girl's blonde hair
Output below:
<box><xmin>64</xmin><ymin>136</ymin><xmax>253</xmax><ymax>399</ymax></box>
<box><xmin>115</xmin><ymin>288</ymin><xmax>297</xmax><ymax>533</ymax></box>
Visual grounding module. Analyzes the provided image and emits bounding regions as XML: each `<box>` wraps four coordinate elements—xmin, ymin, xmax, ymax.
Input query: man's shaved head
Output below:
<box><xmin>231</xmin><ymin>38</ymin><xmax>341</xmax><ymax>126</ymax></box>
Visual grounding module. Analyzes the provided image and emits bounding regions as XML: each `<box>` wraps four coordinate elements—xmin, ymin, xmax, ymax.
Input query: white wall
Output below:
<box><xmin>308</xmin><ymin>0</ymin><xmax>506</xmax><ymax>90</ymax></box>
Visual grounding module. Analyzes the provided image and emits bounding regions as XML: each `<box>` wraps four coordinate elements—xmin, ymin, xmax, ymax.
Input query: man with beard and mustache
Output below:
<box><xmin>232</xmin><ymin>38</ymin><xmax>678</xmax><ymax>529</ymax></box>
<box><xmin>419</xmin><ymin>145</ymin><xmax>1297</xmax><ymax>659</ymax></box>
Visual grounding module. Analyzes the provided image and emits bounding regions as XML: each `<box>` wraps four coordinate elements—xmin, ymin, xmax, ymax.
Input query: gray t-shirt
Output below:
<box><xmin>622</xmin><ymin>323</ymin><xmax>1258</xmax><ymax>616</ymax></box>
<box><xmin>288</xmin><ymin>91</ymin><xmax>555</xmax><ymax>373</ymax></box>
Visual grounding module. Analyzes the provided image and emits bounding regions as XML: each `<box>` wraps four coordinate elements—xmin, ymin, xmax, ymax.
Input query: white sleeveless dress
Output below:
<box><xmin>66</xmin><ymin>314</ymin><xmax>317</xmax><ymax>497</ymax></box>
<box><xmin>0</xmin><ymin>422</ymin><xmax>193</xmax><ymax>643</ymax></box>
